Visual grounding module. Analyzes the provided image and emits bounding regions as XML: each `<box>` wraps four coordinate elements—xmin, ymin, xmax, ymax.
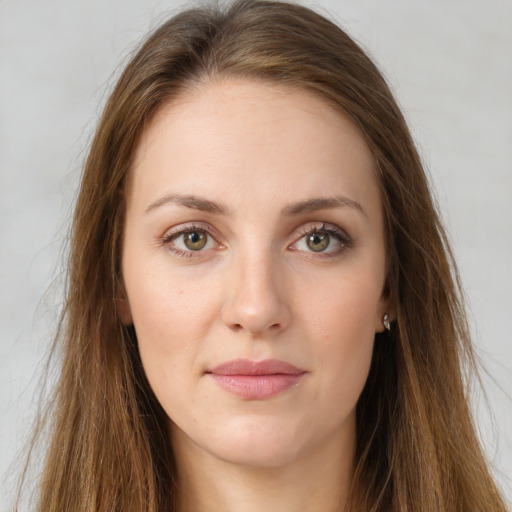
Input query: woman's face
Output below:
<box><xmin>120</xmin><ymin>79</ymin><xmax>389</xmax><ymax>468</ymax></box>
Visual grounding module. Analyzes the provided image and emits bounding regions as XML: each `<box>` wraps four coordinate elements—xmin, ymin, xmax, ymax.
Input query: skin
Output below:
<box><xmin>120</xmin><ymin>79</ymin><xmax>391</xmax><ymax>512</ymax></box>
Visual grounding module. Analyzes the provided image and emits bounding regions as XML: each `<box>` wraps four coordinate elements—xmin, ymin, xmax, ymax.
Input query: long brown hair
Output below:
<box><xmin>18</xmin><ymin>1</ymin><xmax>507</xmax><ymax>510</ymax></box>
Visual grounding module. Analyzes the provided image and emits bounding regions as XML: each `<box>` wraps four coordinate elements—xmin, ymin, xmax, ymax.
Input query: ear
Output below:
<box><xmin>115</xmin><ymin>279</ymin><xmax>133</xmax><ymax>325</ymax></box>
<box><xmin>375</xmin><ymin>294</ymin><xmax>396</xmax><ymax>333</ymax></box>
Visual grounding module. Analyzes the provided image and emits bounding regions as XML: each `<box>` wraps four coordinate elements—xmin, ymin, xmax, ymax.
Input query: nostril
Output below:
<box><xmin>229</xmin><ymin>321</ymin><xmax>281</xmax><ymax>335</ymax></box>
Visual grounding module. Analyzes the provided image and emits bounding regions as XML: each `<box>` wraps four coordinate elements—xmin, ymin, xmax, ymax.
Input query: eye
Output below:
<box><xmin>305</xmin><ymin>232</ymin><xmax>329</xmax><ymax>252</ymax></box>
<box><xmin>162</xmin><ymin>224</ymin><xmax>220</xmax><ymax>257</ymax></box>
<box><xmin>169</xmin><ymin>229</ymin><xmax>215</xmax><ymax>251</ymax></box>
<box><xmin>182</xmin><ymin>230</ymin><xmax>209</xmax><ymax>250</ymax></box>
<box><xmin>291</xmin><ymin>223</ymin><xmax>352</xmax><ymax>255</ymax></box>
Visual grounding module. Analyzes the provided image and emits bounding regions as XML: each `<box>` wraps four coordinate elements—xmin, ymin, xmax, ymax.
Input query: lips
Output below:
<box><xmin>206</xmin><ymin>358</ymin><xmax>306</xmax><ymax>400</ymax></box>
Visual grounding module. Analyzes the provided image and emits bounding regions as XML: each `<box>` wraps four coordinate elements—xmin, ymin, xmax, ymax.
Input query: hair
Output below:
<box><xmin>16</xmin><ymin>1</ymin><xmax>507</xmax><ymax>511</ymax></box>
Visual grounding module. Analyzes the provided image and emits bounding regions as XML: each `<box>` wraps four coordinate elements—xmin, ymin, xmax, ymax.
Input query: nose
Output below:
<box><xmin>220</xmin><ymin>251</ymin><xmax>291</xmax><ymax>336</ymax></box>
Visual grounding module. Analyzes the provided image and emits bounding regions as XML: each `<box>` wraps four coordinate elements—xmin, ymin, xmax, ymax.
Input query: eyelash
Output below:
<box><xmin>160</xmin><ymin>222</ymin><xmax>352</xmax><ymax>259</ymax></box>
<box><xmin>161</xmin><ymin>222</ymin><xmax>220</xmax><ymax>259</ymax></box>
<box><xmin>292</xmin><ymin>223</ymin><xmax>353</xmax><ymax>257</ymax></box>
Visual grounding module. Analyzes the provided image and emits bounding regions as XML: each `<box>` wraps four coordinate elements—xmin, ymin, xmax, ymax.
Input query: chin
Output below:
<box><xmin>200</xmin><ymin>418</ymin><xmax>312</xmax><ymax>468</ymax></box>
<box><xmin>212</xmin><ymin>440</ymin><xmax>302</xmax><ymax>468</ymax></box>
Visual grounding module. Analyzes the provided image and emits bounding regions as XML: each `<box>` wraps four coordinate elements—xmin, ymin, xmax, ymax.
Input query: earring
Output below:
<box><xmin>383</xmin><ymin>314</ymin><xmax>391</xmax><ymax>331</ymax></box>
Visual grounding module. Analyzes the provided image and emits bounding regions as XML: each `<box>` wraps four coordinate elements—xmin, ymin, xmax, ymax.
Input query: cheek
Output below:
<box><xmin>301</xmin><ymin>272</ymin><xmax>381</xmax><ymax>403</ymax></box>
<box><xmin>123</xmin><ymin>258</ymin><xmax>222</xmax><ymax>385</ymax></box>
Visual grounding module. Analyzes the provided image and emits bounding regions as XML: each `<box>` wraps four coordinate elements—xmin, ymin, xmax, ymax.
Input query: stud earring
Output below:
<box><xmin>383</xmin><ymin>314</ymin><xmax>391</xmax><ymax>331</ymax></box>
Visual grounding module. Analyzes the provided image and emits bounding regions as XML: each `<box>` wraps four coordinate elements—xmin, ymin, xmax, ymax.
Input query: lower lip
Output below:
<box><xmin>208</xmin><ymin>373</ymin><xmax>305</xmax><ymax>400</ymax></box>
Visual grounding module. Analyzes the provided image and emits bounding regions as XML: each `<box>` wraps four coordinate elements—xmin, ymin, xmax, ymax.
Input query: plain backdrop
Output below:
<box><xmin>1</xmin><ymin>0</ymin><xmax>511</xmax><ymax>506</ymax></box>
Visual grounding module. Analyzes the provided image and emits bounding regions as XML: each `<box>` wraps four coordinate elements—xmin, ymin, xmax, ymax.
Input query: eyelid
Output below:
<box><xmin>160</xmin><ymin>221</ymin><xmax>224</xmax><ymax>257</ymax></box>
<box><xmin>159</xmin><ymin>220</ymin><xmax>352</xmax><ymax>259</ymax></box>
<box><xmin>161</xmin><ymin>221</ymin><xmax>219</xmax><ymax>242</ymax></box>
<box><xmin>295</xmin><ymin>221</ymin><xmax>348</xmax><ymax>238</ymax></box>
<box><xmin>290</xmin><ymin>222</ymin><xmax>353</xmax><ymax>255</ymax></box>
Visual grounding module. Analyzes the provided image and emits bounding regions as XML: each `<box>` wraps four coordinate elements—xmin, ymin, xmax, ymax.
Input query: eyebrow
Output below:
<box><xmin>145</xmin><ymin>193</ymin><xmax>231</xmax><ymax>215</ymax></box>
<box><xmin>283</xmin><ymin>196</ymin><xmax>367</xmax><ymax>217</ymax></box>
<box><xmin>145</xmin><ymin>193</ymin><xmax>366</xmax><ymax>217</ymax></box>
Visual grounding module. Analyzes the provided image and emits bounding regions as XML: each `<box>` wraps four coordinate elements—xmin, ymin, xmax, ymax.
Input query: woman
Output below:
<box><xmin>17</xmin><ymin>0</ymin><xmax>508</xmax><ymax>510</ymax></box>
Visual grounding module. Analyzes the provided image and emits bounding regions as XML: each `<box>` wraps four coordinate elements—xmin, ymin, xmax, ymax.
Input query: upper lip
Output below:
<box><xmin>208</xmin><ymin>358</ymin><xmax>305</xmax><ymax>376</ymax></box>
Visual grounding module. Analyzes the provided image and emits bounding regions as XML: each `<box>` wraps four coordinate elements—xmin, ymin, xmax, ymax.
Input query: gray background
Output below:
<box><xmin>1</xmin><ymin>0</ymin><xmax>511</xmax><ymax>505</ymax></box>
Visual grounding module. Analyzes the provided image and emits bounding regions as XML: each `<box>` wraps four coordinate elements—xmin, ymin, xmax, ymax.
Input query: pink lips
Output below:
<box><xmin>207</xmin><ymin>359</ymin><xmax>306</xmax><ymax>400</ymax></box>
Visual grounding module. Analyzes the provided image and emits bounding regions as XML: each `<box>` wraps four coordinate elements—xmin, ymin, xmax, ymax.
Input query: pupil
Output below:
<box><xmin>185</xmin><ymin>231</ymin><xmax>206</xmax><ymax>250</ymax></box>
<box><xmin>308</xmin><ymin>232</ymin><xmax>329</xmax><ymax>252</ymax></box>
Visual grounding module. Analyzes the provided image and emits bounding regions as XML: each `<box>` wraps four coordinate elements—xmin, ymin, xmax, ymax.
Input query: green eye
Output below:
<box><xmin>306</xmin><ymin>232</ymin><xmax>329</xmax><ymax>252</ymax></box>
<box><xmin>184</xmin><ymin>231</ymin><xmax>208</xmax><ymax>250</ymax></box>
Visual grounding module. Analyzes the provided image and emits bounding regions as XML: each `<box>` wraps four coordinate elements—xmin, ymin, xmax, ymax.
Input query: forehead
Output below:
<box><xmin>129</xmin><ymin>78</ymin><xmax>379</xmax><ymax>217</ymax></box>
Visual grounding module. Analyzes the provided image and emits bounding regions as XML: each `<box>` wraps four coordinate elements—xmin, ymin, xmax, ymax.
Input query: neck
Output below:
<box><xmin>172</xmin><ymin>428</ymin><xmax>355</xmax><ymax>512</ymax></box>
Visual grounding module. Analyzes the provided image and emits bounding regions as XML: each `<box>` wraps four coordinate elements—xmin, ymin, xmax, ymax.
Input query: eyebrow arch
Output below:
<box><xmin>283</xmin><ymin>196</ymin><xmax>367</xmax><ymax>217</ymax></box>
<box><xmin>145</xmin><ymin>193</ymin><xmax>365</xmax><ymax>218</ymax></box>
<box><xmin>145</xmin><ymin>193</ymin><xmax>230</xmax><ymax>215</ymax></box>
